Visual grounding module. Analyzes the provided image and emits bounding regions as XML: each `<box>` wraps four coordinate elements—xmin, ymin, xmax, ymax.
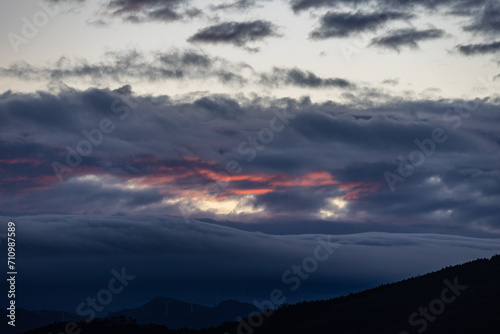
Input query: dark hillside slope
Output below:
<box><xmin>253</xmin><ymin>254</ymin><xmax>500</xmax><ymax>334</ymax></box>
<box><xmin>22</xmin><ymin>254</ymin><xmax>500</xmax><ymax>334</ymax></box>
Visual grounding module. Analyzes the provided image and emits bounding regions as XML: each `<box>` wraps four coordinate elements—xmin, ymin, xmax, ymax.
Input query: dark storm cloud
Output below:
<box><xmin>260</xmin><ymin>67</ymin><xmax>353</xmax><ymax>88</ymax></box>
<box><xmin>210</xmin><ymin>0</ymin><xmax>258</xmax><ymax>11</ymax></box>
<box><xmin>457</xmin><ymin>41</ymin><xmax>500</xmax><ymax>56</ymax></box>
<box><xmin>10</xmin><ymin>176</ymin><xmax>164</xmax><ymax>214</ymax></box>
<box><xmin>346</xmin><ymin>166</ymin><xmax>500</xmax><ymax>229</ymax></box>
<box><xmin>370</xmin><ymin>28</ymin><xmax>445</xmax><ymax>51</ymax></box>
<box><xmin>309</xmin><ymin>11</ymin><xmax>413</xmax><ymax>39</ymax></box>
<box><xmin>290</xmin><ymin>0</ymin><xmax>494</xmax><ymax>42</ymax></box>
<box><xmin>187</xmin><ymin>20</ymin><xmax>280</xmax><ymax>48</ymax></box>
<box><xmin>1</xmin><ymin>88</ymin><xmax>500</xmax><ymax>231</ymax></box>
<box><xmin>289</xmin><ymin>0</ymin><xmax>489</xmax><ymax>13</ymax></box>
<box><xmin>290</xmin><ymin>0</ymin><xmax>339</xmax><ymax>12</ymax></box>
<box><xmin>253</xmin><ymin>189</ymin><xmax>329</xmax><ymax>213</ymax></box>
<box><xmin>6</xmin><ymin>214</ymin><xmax>500</xmax><ymax>312</ymax></box>
<box><xmin>463</xmin><ymin>1</ymin><xmax>500</xmax><ymax>35</ymax></box>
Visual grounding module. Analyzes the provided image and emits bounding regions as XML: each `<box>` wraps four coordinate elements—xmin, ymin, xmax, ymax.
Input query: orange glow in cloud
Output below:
<box><xmin>341</xmin><ymin>182</ymin><xmax>382</xmax><ymax>200</ymax></box>
<box><xmin>232</xmin><ymin>188</ymin><xmax>274</xmax><ymax>195</ymax></box>
<box><xmin>182</xmin><ymin>156</ymin><xmax>217</xmax><ymax>166</ymax></box>
<box><xmin>2</xmin><ymin>176</ymin><xmax>29</xmax><ymax>182</ymax></box>
<box><xmin>97</xmin><ymin>167</ymin><xmax>341</xmax><ymax>203</ymax></box>
<box><xmin>194</xmin><ymin>169</ymin><xmax>337</xmax><ymax>188</ymax></box>
<box><xmin>194</xmin><ymin>168</ymin><xmax>275</xmax><ymax>183</ymax></box>
<box><xmin>0</xmin><ymin>158</ymin><xmax>44</xmax><ymax>166</ymax></box>
<box><xmin>4</xmin><ymin>173</ymin><xmax>59</xmax><ymax>195</ymax></box>
<box><xmin>270</xmin><ymin>171</ymin><xmax>337</xmax><ymax>187</ymax></box>
<box><xmin>1</xmin><ymin>149</ymin><xmax>382</xmax><ymax>216</ymax></box>
<box><xmin>82</xmin><ymin>167</ymin><xmax>380</xmax><ymax>203</ymax></box>
<box><xmin>137</xmin><ymin>171</ymin><xmax>194</xmax><ymax>185</ymax></box>
<box><xmin>131</xmin><ymin>156</ymin><xmax>163</xmax><ymax>164</ymax></box>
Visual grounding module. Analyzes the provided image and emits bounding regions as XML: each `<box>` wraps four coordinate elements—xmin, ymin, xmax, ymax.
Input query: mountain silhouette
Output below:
<box><xmin>107</xmin><ymin>297</ymin><xmax>259</xmax><ymax>329</ymax></box>
<box><xmin>1</xmin><ymin>308</ymin><xmax>86</xmax><ymax>334</ymax></box>
<box><xmin>18</xmin><ymin>254</ymin><xmax>500</xmax><ymax>334</ymax></box>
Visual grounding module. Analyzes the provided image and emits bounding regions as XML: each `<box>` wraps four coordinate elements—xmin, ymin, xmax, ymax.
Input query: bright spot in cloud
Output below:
<box><xmin>72</xmin><ymin>174</ymin><xmax>101</xmax><ymax>182</ymax></box>
<box><xmin>427</xmin><ymin>176</ymin><xmax>442</xmax><ymax>184</ymax></box>
<box><xmin>318</xmin><ymin>197</ymin><xmax>348</xmax><ymax>219</ymax></box>
<box><xmin>432</xmin><ymin>209</ymin><xmax>453</xmax><ymax>219</ymax></box>
<box><xmin>330</xmin><ymin>197</ymin><xmax>347</xmax><ymax>209</ymax></box>
<box><xmin>168</xmin><ymin>195</ymin><xmax>264</xmax><ymax>216</ymax></box>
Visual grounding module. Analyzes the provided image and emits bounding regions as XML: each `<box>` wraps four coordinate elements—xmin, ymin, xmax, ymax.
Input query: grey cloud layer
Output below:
<box><xmin>0</xmin><ymin>49</ymin><xmax>352</xmax><ymax>89</ymax></box>
<box><xmin>6</xmin><ymin>214</ymin><xmax>500</xmax><ymax>310</ymax></box>
<box><xmin>210</xmin><ymin>0</ymin><xmax>259</xmax><ymax>12</ymax></box>
<box><xmin>457</xmin><ymin>41</ymin><xmax>500</xmax><ymax>56</ymax></box>
<box><xmin>290</xmin><ymin>0</ymin><xmax>495</xmax><ymax>55</ymax></box>
<box><xmin>0</xmin><ymin>50</ymin><xmax>249</xmax><ymax>85</ymax></box>
<box><xmin>260</xmin><ymin>67</ymin><xmax>353</xmax><ymax>88</ymax></box>
<box><xmin>52</xmin><ymin>0</ymin><xmax>201</xmax><ymax>23</ymax></box>
<box><xmin>105</xmin><ymin>0</ymin><xmax>196</xmax><ymax>23</ymax></box>
<box><xmin>463</xmin><ymin>1</ymin><xmax>500</xmax><ymax>35</ymax></box>
<box><xmin>45</xmin><ymin>0</ymin><xmax>496</xmax><ymax>56</ymax></box>
<box><xmin>1</xmin><ymin>88</ymin><xmax>499</xmax><ymax>231</ymax></box>
<box><xmin>290</xmin><ymin>0</ymin><xmax>490</xmax><ymax>13</ymax></box>
<box><xmin>370</xmin><ymin>28</ymin><xmax>445</xmax><ymax>51</ymax></box>
<box><xmin>188</xmin><ymin>20</ymin><xmax>280</xmax><ymax>49</ymax></box>
<box><xmin>309</xmin><ymin>11</ymin><xmax>413</xmax><ymax>39</ymax></box>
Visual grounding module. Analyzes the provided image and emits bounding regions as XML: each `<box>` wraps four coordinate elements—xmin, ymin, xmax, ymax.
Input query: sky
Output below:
<box><xmin>0</xmin><ymin>0</ymin><xmax>500</xmax><ymax>315</ymax></box>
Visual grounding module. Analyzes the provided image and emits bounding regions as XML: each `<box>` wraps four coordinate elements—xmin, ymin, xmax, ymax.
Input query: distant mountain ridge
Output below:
<box><xmin>1</xmin><ymin>297</ymin><xmax>259</xmax><ymax>333</ymax></box>
<box><xmin>15</xmin><ymin>254</ymin><xmax>500</xmax><ymax>334</ymax></box>
<box><xmin>1</xmin><ymin>308</ymin><xmax>86</xmax><ymax>334</ymax></box>
<box><xmin>107</xmin><ymin>297</ymin><xmax>259</xmax><ymax>329</ymax></box>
